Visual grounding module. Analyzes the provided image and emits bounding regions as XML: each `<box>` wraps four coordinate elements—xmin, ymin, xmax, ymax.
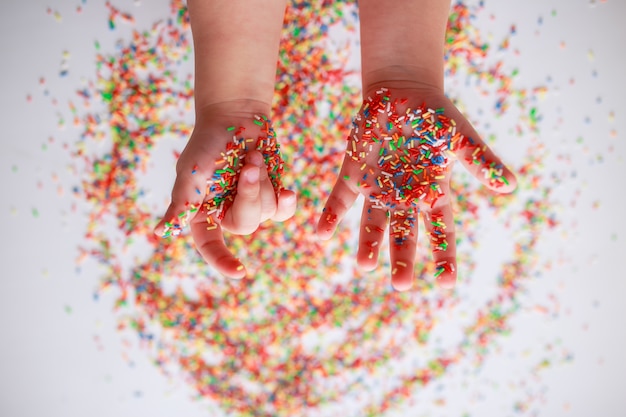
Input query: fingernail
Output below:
<box><xmin>232</xmin><ymin>260</ymin><xmax>247</xmax><ymax>279</ymax></box>
<box><xmin>283</xmin><ymin>193</ymin><xmax>296</xmax><ymax>204</ymax></box>
<box><xmin>245</xmin><ymin>167</ymin><xmax>260</xmax><ymax>183</ymax></box>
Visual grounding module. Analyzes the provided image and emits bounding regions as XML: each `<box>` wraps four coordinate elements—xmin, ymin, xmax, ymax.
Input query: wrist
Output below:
<box><xmin>362</xmin><ymin>65</ymin><xmax>444</xmax><ymax>98</ymax></box>
<box><xmin>193</xmin><ymin>76</ymin><xmax>275</xmax><ymax>117</ymax></box>
<box><xmin>195</xmin><ymin>99</ymin><xmax>272</xmax><ymax>125</ymax></box>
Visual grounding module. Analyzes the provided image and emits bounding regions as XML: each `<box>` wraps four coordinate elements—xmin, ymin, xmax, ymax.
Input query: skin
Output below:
<box><xmin>317</xmin><ymin>0</ymin><xmax>518</xmax><ymax>291</ymax></box>
<box><xmin>154</xmin><ymin>0</ymin><xmax>296</xmax><ymax>279</ymax></box>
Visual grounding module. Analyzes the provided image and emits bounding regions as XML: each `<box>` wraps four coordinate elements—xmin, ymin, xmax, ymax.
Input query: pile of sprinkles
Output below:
<box><xmin>348</xmin><ymin>89</ymin><xmax>454</xmax><ymax>210</ymax></box>
<box><xmin>54</xmin><ymin>0</ymin><xmax>563</xmax><ymax>416</ymax></box>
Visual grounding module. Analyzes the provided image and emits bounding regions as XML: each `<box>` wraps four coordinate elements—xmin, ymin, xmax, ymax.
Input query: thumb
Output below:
<box><xmin>221</xmin><ymin>164</ymin><xmax>262</xmax><ymax>235</ymax></box>
<box><xmin>450</xmin><ymin>118</ymin><xmax>517</xmax><ymax>193</ymax></box>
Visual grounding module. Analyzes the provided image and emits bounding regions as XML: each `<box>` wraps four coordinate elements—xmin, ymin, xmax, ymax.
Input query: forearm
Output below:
<box><xmin>359</xmin><ymin>0</ymin><xmax>451</xmax><ymax>93</ymax></box>
<box><xmin>188</xmin><ymin>0</ymin><xmax>287</xmax><ymax>116</ymax></box>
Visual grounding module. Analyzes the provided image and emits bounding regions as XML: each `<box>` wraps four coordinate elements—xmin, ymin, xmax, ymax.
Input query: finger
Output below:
<box><xmin>221</xmin><ymin>163</ymin><xmax>262</xmax><ymax>235</ymax></box>
<box><xmin>422</xmin><ymin>201</ymin><xmax>457</xmax><ymax>289</ymax></box>
<box><xmin>246</xmin><ymin>150</ymin><xmax>294</xmax><ymax>223</ymax></box>
<box><xmin>449</xmin><ymin>119</ymin><xmax>517</xmax><ymax>193</ymax></box>
<box><xmin>154</xmin><ymin>170</ymin><xmax>206</xmax><ymax>237</ymax></box>
<box><xmin>356</xmin><ymin>198</ymin><xmax>388</xmax><ymax>271</ymax></box>
<box><xmin>252</xmin><ymin>152</ymin><xmax>279</xmax><ymax>223</ymax></box>
<box><xmin>316</xmin><ymin>175</ymin><xmax>359</xmax><ymax>240</ymax></box>
<box><xmin>191</xmin><ymin>212</ymin><xmax>246</xmax><ymax>279</ymax></box>
<box><xmin>272</xmin><ymin>190</ymin><xmax>297</xmax><ymax>222</ymax></box>
<box><xmin>388</xmin><ymin>206</ymin><xmax>419</xmax><ymax>292</ymax></box>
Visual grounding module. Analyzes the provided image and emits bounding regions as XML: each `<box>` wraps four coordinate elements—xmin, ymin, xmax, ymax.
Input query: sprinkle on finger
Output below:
<box><xmin>423</xmin><ymin>208</ymin><xmax>457</xmax><ymax>288</ymax></box>
<box><xmin>389</xmin><ymin>207</ymin><xmax>419</xmax><ymax>291</ymax></box>
<box><xmin>357</xmin><ymin>200</ymin><xmax>388</xmax><ymax>271</ymax></box>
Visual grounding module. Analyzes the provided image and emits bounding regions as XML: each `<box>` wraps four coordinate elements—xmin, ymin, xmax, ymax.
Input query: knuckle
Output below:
<box><xmin>233</xmin><ymin>223</ymin><xmax>258</xmax><ymax>235</ymax></box>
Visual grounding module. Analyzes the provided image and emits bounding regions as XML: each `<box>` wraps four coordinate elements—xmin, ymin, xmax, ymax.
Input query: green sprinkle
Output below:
<box><xmin>226</xmin><ymin>126</ymin><xmax>236</xmax><ymax>131</ymax></box>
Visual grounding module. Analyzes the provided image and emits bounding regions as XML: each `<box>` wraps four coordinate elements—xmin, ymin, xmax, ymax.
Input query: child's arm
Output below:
<box><xmin>155</xmin><ymin>0</ymin><xmax>296</xmax><ymax>279</ymax></box>
<box><xmin>189</xmin><ymin>0</ymin><xmax>286</xmax><ymax>113</ymax></box>
<box><xmin>317</xmin><ymin>0</ymin><xmax>517</xmax><ymax>291</ymax></box>
<box><xmin>359</xmin><ymin>0</ymin><xmax>450</xmax><ymax>94</ymax></box>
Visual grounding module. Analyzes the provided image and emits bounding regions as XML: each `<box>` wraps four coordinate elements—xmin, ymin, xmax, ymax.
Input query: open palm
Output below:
<box><xmin>317</xmin><ymin>87</ymin><xmax>517</xmax><ymax>291</ymax></box>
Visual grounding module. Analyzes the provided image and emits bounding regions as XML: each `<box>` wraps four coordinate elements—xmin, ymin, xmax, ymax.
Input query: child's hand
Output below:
<box><xmin>317</xmin><ymin>87</ymin><xmax>517</xmax><ymax>291</ymax></box>
<box><xmin>155</xmin><ymin>107</ymin><xmax>296</xmax><ymax>279</ymax></box>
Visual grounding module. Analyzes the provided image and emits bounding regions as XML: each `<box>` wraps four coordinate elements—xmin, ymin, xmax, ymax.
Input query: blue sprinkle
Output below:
<box><xmin>432</xmin><ymin>155</ymin><xmax>445</xmax><ymax>165</ymax></box>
